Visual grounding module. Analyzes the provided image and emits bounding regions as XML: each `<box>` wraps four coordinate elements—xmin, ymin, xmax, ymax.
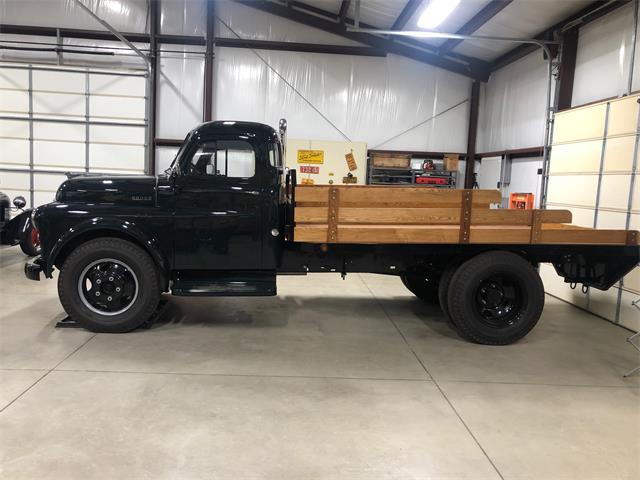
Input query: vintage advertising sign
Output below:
<box><xmin>345</xmin><ymin>152</ymin><xmax>357</xmax><ymax>171</ymax></box>
<box><xmin>299</xmin><ymin>165</ymin><xmax>320</xmax><ymax>174</ymax></box>
<box><xmin>342</xmin><ymin>176</ymin><xmax>357</xmax><ymax>184</ymax></box>
<box><xmin>297</xmin><ymin>150</ymin><xmax>324</xmax><ymax>164</ymax></box>
<box><xmin>301</xmin><ymin>178</ymin><xmax>315</xmax><ymax>185</ymax></box>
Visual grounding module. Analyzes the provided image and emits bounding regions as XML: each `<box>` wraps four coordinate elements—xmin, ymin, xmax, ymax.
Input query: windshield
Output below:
<box><xmin>164</xmin><ymin>132</ymin><xmax>192</xmax><ymax>175</ymax></box>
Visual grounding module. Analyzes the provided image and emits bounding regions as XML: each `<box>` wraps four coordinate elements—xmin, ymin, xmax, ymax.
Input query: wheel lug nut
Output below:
<box><xmin>96</xmin><ymin>279</ymin><xmax>101</xmax><ymax>284</ymax></box>
<box><xmin>115</xmin><ymin>287</ymin><xmax>121</xmax><ymax>292</ymax></box>
<box><xmin>95</xmin><ymin>292</ymin><xmax>100</xmax><ymax>296</ymax></box>
<box><xmin>107</xmin><ymin>296</ymin><xmax>112</xmax><ymax>301</ymax></box>
<box><xmin>109</xmin><ymin>277</ymin><xmax>114</xmax><ymax>282</ymax></box>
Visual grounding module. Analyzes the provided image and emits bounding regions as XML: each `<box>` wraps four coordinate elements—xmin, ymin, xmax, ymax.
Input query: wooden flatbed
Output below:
<box><xmin>293</xmin><ymin>185</ymin><xmax>639</xmax><ymax>246</ymax></box>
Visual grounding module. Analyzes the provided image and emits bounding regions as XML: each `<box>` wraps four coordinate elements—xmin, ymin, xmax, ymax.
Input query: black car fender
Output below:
<box><xmin>46</xmin><ymin>217</ymin><xmax>170</xmax><ymax>285</ymax></box>
<box><xmin>0</xmin><ymin>209</ymin><xmax>32</xmax><ymax>246</ymax></box>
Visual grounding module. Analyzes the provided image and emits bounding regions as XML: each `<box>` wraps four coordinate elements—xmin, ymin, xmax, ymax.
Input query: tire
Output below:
<box><xmin>20</xmin><ymin>223</ymin><xmax>40</xmax><ymax>257</ymax></box>
<box><xmin>437</xmin><ymin>262</ymin><xmax>461</xmax><ymax>331</ymax></box>
<box><xmin>401</xmin><ymin>272</ymin><xmax>440</xmax><ymax>304</ymax></box>
<box><xmin>446</xmin><ymin>251</ymin><xmax>545</xmax><ymax>345</ymax></box>
<box><xmin>58</xmin><ymin>238</ymin><xmax>160</xmax><ymax>333</ymax></box>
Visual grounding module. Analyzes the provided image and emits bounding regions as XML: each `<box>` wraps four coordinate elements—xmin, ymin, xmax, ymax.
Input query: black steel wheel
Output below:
<box><xmin>20</xmin><ymin>223</ymin><xmax>40</xmax><ymax>257</ymax></box>
<box><xmin>446</xmin><ymin>251</ymin><xmax>544</xmax><ymax>345</ymax></box>
<box><xmin>401</xmin><ymin>272</ymin><xmax>440</xmax><ymax>304</ymax></box>
<box><xmin>58</xmin><ymin>238</ymin><xmax>160</xmax><ymax>333</ymax></box>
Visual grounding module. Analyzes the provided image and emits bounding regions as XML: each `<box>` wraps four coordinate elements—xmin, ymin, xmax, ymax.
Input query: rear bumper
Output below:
<box><xmin>24</xmin><ymin>258</ymin><xmax>43</xmax><ymax>281</ymax></box>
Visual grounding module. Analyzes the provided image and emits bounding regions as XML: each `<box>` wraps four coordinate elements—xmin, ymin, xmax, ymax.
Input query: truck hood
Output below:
<box><xmin>56</xmin><ymin>175</ymin><xmax>159</xmax><ymax>206</ymax></box>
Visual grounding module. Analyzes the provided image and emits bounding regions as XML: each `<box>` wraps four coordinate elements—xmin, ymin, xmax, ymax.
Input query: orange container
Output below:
<box><xmin>509</xmin><ymin>193</ymin><xmax>535</xmax><ymax>210</ymax></box>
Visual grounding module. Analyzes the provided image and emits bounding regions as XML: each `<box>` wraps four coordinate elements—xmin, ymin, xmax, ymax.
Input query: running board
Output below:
<box><xmin>171</xmin><ymin>271</ymin><xmax>276</xmax><ymax>297</ymax></box>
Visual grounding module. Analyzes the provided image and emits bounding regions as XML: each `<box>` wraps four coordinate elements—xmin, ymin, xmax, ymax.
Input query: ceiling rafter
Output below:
<box><xmin>438</xmin><ymin>0</ymin><xmax>514</xmax><ymax>55</ymax></box>
<box><xmin>234</xmin><ymin>0</ymin><xmax>489</xmax><ymax>80</ymax></box>
<box><xmin>338</xmin><ymin>0</ymin><xmax>351</xmax><ymax>25</ymax></box>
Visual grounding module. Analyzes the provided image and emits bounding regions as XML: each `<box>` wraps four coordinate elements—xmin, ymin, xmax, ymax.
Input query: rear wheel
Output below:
<box><xmin>447</xmin><ymin>251</ymin><xmax>544</xmax><ymax>345</ymax></box>
<box><xmin>437</xmin><ymin>262</ymin><xmax>461</xmax><ymax>330</ymax></box>
<box><xmin>401</xmin><ymin>272</ymin><xmax>440</xmax><ymax>304</ymax></box>
<box><xmin>58</xmin><ymin>238</ymin><xmax>160</xmax><ymax>333</ymax></box>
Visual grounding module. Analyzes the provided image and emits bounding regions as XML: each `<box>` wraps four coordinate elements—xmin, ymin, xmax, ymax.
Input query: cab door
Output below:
<box><xmin>173</xmin><ymin>138</ymin><xmax>264</xmax><ymax>270</ymax></box>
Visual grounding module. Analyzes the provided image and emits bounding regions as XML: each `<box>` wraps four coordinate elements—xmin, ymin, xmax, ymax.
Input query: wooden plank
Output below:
<box><xmin>294</xmin><ymin>225</ymin><xmax>328</xmax><ymax>243</ymax></box>
<box><xmin>539</xmin><ymin>229</ymin><xmax>630</xmax><ymax>245</ymax></box>
<box><xmin>327</xmin><ymin>187</ymin><xmax>339</xmax><ymax>243</ymax></box>
<box><xmin>470</xmin><ymin>227</ymin><xmax>531</xmax><ymax>244</ymax></box>
<box><xmin>337</xmin><ymin>225</ymin><xmax>460</xmax><ymax>244</ymax></box>
<box><xmin>295</xmin><ymin>185</ymin><xmax>501</xmax><ymax>207</ymax></box>
<box><xmin>296</xmin><ymin>206</ymin><xmax>572</xmax><ymax>226</ymax></box>
<box><xmin>459</xmin><ymin>189</ymin><xmax>473</xmax><ymax>243</ymax></box>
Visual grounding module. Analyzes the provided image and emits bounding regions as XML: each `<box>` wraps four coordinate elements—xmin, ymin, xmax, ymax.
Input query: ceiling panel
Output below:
<box><xmin>356</xmin><ymin>0</ymin><xmax>409</xmax><ymax>29</ymax></box>
<box><xmin>298</xmin><ymin>0</ymin><xmax>343</xmax><ymax>16</ymax></box>
<box><xmin>454</xmin><ymin>0</ymin><xmax>592</xmax><ymax>61</ymax></box>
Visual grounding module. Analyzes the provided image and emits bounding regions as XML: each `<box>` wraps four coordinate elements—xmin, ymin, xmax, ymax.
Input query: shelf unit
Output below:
<box><xmin>367</xmin><ymin>153</ymin><xmax>458</xmax><ymax>188</ymax></box>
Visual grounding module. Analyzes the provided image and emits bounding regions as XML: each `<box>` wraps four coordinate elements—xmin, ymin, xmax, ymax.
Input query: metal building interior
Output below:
<box><xmin>0</xmin><ymin>1</ymin><xmax>639</xmax><ymax>479</ymax></box>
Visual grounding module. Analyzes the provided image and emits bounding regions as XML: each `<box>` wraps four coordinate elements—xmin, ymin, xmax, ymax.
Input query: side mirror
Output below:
<box><xmin>13</xmin><ymin>196</ymin><xmax>26</xmax><ymax>209</ymax></box>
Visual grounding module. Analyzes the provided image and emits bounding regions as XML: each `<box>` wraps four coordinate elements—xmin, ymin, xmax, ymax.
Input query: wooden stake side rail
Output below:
<box><xmin>293</xmin><ymin>185</ymin><xmax>640</xmax><ymax>246</ymax></box>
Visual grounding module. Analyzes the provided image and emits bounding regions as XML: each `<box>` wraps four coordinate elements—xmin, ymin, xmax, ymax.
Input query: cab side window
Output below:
<box><xmin>186</xmin><ymin>140</ymin><xmax>255</xmax><ymax>179</ymax></box>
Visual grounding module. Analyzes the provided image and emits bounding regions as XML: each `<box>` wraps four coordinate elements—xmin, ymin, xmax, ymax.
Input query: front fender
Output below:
<box><xmin>0</xmin><ymin>209</ymin><xmax>32</xmax><ymax>246</ymax></box>
<box><xmin>46</xmin><ymin>217</ymin><xmax>169</xmax><ymax>279</ymax></box>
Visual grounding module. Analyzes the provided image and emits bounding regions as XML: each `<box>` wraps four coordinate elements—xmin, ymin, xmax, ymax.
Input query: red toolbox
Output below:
<box><xmin>416</xmin><ymin>176</ymin><xmax>448</xmax><ymax>185</ymax></box>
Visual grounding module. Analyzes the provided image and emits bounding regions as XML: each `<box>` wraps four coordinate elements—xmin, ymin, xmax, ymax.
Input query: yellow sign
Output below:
<box><xmin>301</xmin><ymin>178</ymin><xmax>315</xmax><ymax>185</ymax></box>
<box><xmin>297</xmin><ymin>150</ymin><xmax>324</xmax><ymax>164</ymax></box>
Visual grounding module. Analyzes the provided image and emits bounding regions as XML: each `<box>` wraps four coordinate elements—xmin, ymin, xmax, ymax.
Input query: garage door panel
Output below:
<box><xmin>0</xmin><ymin>89</ymin><xmax>29</xmax><ymax>113</ymax></box>
<box><xmin>0</xmin><ymin>119</ymin><xmax>29</xmax><ymax>137</ymax></box>
<box><xmin>588</xmin><ymin>287</ymin><xmax>618</xmax><ymax>322</ymax></box>
<box><xmin>89</xmin><ymin>144</ymin><xmax>144</xmax><ymax>172</ymax></box>
<box><xmin>90</xmin><ymin>74</ymin><xmax>145</xmax><ymax>97</ymax></box>
<box><xmin>553</xmin><ymin>104</ymin><xmax>606</xmax><ymax>144</ymax></box>
<box><xmin>90</xmin><ymin>125</ymin><xmax>145</xmax><ymax>145</ymax></box>
<box><xmin>607</xmin><ymin>95</ymin><xmax>640</xmax><ymax>137</ymax></box>
<box><xmin>33</xmin><ymin>92</ymin><xmax>84</xmax><ymax>117</ymax></box>
<box><xmin>549</xmin><ymin>140</ymin><xmax>602</xmax><ymax>174</ymax></box>
<box><xmin>546</xmin><ymin>175</ymin><xmax>598</xmax><ymax>207</ymax></box>
<box><xmin>603</xmin><ymin>135</ymin><xmax>635</xmax><ymax>173</ymax></box>
<box><xmin>33</xmin><ymin>70</ymin><xmax>84</xmax><ymax>94</ymax></box>
<box><xmin>623</xmin><ymin>267</ymin><xmax>640</xmax><ymax>294</ymax></box>
<box><xmin>595</xmin><ymin>210</ymin><xmax>627</xmax><ymax>229</ymax></box>
<box><xmin>0</xmin><ymin>68</ymin><xmax>28</xmax><ymax>89</ymax></box>
<box><xmin>598</xmin><ymin>174</ymin><xmax>630</xmax><ymax>211</ymax></box>
<box><xmin>0</xmin><ymin>139</ymin><xmax>29</xmax><ymax>166</ymax></box>
<box><xmin>0</xmin><ymin>171</ymin><xmax>29</xmax><ymax>192</ymax></box>
<box><xmin>90</xmin><ymin>96</ymin><xmax>145</xmax><ymax>120</ymax></box>
<box><xmin>34</xmin><ymin>141</ymin><xmax>85</xmax><ymax>169</ymax></box>
<box><xmin>33</xmin><ymin>121</ymin><xmax>85</xmax><ymax>142</ymax></box>
<box><xmin>33</xmin><ymin>173</ymin><xmax>68</xmax><ymax>192</ymax></box>
<box><xmin>619</xmin><ymin>289</ymin><xmax>640</xmax><ymax>331</ymax></box>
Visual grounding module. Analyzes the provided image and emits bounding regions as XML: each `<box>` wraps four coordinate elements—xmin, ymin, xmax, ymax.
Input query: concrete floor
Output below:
<box><xmin>1</xmin><ymin>246</ymin><xmax>639</xmax><ymax>480</ymax></box>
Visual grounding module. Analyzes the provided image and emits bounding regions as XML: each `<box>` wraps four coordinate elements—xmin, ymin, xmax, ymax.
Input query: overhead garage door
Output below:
<box><xmin>0</xmin><ymin>63</ymin><xmax>148</xmax><ymax>208</ymax></box>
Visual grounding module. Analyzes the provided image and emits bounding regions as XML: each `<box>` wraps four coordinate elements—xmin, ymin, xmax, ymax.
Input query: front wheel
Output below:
<box><xmin>58</xmin><ymin>238</ymin><xmax>160</xmax><ymax>333</ymax></box>
<box><xmin>447</xmin><ymin>251</ymin><xmax>544</xmax><ymax>345</ymax></box>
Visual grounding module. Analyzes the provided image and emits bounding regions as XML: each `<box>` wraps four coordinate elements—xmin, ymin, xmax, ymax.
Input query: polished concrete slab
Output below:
<box><xmin>1</xmin><ymin>245</ymin><xmax>639</xmax><ymax>479</ymax></box>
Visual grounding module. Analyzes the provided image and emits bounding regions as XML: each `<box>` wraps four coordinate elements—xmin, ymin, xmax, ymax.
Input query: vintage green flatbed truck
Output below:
<box><xmin>3</xmin><ymin>119</ymin><xmax>638</xmax><ymax>345</ymax></box>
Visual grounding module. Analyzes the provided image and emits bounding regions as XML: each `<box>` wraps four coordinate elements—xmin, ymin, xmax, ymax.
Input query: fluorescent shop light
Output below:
<box><xmin>417</xmin><ymin>0</ymin><xmax>461</xmax><ymax>29</ymax></box>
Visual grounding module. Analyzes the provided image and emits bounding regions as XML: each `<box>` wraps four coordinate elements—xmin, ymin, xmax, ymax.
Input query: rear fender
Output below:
<box><xmin>0</xmin><ymin>209</ymin><xmax>32</xmax><ymax>246</ymax></box>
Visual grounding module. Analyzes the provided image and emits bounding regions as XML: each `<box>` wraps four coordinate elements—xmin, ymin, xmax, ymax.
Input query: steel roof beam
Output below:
<box><xmin>234</xmin><ymin>1</ymin><xmax>488</xmax><ymax>80</ymax></box>
<box><xmin>338</xmin><ymin>0</ymin><xmax>351</xmax><ymax>24</ymax></box>
<box><xmin>439</xmin><ymin>0</ymin><xmax>514</xmax><ymax>55</ymax></box>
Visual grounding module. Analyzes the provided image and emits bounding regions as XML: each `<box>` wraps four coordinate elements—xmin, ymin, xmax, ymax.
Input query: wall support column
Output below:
<box><xmin>147</xmin><ymin>0</ymin><xmax>159</xmax><ymax>174</ymax></box>
<box><xmin>555</xmin><ymin>27</ymin><xmax>578</xmax><ymax>111</ymax></box>
<box><xmin>464</xmin><ymin>80</ymin><xmax>481</xmax><ymax>188</ymax></box>
<box><xmin>203</xmin><ymin>0</ymin><xmax>215</xmax><ymax>122</ymax></box>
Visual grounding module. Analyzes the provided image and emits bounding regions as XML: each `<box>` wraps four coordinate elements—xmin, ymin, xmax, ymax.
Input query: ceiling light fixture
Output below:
<box><xmin>417</xmin><ymin>0</ymin><xmax>461</xmax><ymax>29</ymax></box>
